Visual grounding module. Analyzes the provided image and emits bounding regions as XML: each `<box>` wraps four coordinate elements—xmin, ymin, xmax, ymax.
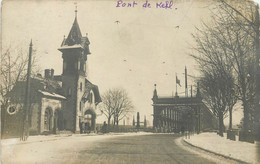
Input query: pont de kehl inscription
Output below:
<box><xmin>116</xmin><ymin>0</ymin><xmax>177</xmax><ymax>10</ymax></box>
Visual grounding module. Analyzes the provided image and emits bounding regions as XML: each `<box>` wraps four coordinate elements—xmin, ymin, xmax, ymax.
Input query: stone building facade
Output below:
<box><xmin>152</xmin><ymin>84</ymin><xmax>218</xmax><ymax>133</ymax></box>
<box><xmin>2</xmin><ymin>11</ymin><xmax>101</xmax><ymax>138</ymax></box>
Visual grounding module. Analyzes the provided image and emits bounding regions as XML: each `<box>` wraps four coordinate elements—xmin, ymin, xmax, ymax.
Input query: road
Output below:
<box><xmin>2</xmin><ymin>133</ymin><xmax>238</xmax><ymax>164</ymax></box>
<box><xmin>77</xmin><ymin>134</ymin><xmax>216</xmax><ymax>164</ymax></box>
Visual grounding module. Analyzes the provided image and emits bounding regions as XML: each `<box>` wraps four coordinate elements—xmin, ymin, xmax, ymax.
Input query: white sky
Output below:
<box><xmin>2</xmin><ymin>0</ymin><xmax>247</xmax><ymax>126</ymax></box>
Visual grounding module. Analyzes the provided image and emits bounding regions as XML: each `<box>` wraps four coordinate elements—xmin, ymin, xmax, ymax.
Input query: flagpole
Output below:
<box><xmin>175</xmin><ymin>73</ymin><xmax>177</xmax><ymax>97</ymax></box>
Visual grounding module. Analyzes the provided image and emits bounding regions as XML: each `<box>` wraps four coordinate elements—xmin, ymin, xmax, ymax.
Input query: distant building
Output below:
<box><xmin>2</xmin><ymin>10</ymin><xmax>101</xmax><ymax>138</ymax></box>
<box><xmin>152</xmin><ymin>84</ymin><xmax>217</xmax><ymax>133</ymax></box>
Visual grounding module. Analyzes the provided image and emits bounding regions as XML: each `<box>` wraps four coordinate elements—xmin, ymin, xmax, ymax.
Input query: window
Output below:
<box><xmin>80</xmin><ymin>102</ymin><xmax>82</xmax><ymax>111</ymax></box>
<box><xmin>8</xmin><ymin>106</ymin><xmax>16</xmax><ymax>114</ymax></box>
<box><xmin>89</xmin><ymin>93</ymin><xmax>93</xmax><ymax>103</ymax></box>
<box><xmin>78</xmin><ymin>61</ymin><xmax>80</xmax><ymax>70</ymax></box>
<box><xmin>68</xmin><ymin>87</ymin><xmax>72</xmax><ymax>96</ymax></box>
<box><xmin>44</xmin><ymin>111</ymin><xmax>48</xmax><ymax>124</ymax></box>
<box><xmin>74</xmin><ymin>61</ymin><xmax>77</xmax><ymax>70</ymax></box>
<box><xmin>80</xmin><ymin>82</ymin><xmax>82</xmax><ymax>91</ymax></box>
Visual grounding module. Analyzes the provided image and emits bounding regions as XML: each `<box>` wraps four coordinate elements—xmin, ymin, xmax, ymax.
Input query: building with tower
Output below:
<box><xmin>58</xmin><ymin>9</ymin><xmax>101</xmax><ymax>133</ymax></box>
<box><xmin>1</xmin><ymin>9</ymin><xmax>101</xmax><ymax>138</ymax></box>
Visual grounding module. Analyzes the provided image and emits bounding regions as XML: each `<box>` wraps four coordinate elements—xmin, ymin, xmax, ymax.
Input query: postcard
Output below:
<box><xmin>1</xmin><ymin>0</ymin><xmax>259</xmax><ymax>163</ymax></box>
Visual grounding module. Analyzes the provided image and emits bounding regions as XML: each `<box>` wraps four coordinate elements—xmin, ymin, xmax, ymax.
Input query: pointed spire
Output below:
<box><xmin>30</xmin><ymin>39</ymin><xmax>33</xmax><ymax>46</ymax></box>
<box><xmin>64</xmin><ymin>7</ymin><xmax>82</xmax><ymax>46</ymax></box>
<box><xmin>75</xmin><ymin>3</ymin><xmax>78</xmax><ymax>18</ymax></box>
<box><xmin>59</xmin><ymin>4</ymin><xmax>91</xmax><ymax>55</ymax></box>
<box><xmin>153</xmin><ymin>84</ymin><xmax>158</xmax><ymax>102</ymax></box>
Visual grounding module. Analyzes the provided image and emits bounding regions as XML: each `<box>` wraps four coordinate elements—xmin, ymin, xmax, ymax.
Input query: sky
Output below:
<box><xmin>1</xmin><ymin>0</ymin><xmax>250</xmax><ymax>126</ymax></box>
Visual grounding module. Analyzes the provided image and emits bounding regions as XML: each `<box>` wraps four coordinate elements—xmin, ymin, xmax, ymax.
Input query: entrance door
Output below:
<box><xmin>83</xmin><ymin>109</ymin><xmax>96</xmax><ymax>132</ymax></box>
<box><xmin>44</xmin><ymin>108</ymin><xmax>53</xmax><ymax>131</ymax></box>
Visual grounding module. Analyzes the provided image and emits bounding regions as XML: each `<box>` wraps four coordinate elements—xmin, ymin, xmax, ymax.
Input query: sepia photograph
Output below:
<box><xmin>1</xmin><ymin>0</ymin><xmax>260</xmax><ymax>163</ymax></box>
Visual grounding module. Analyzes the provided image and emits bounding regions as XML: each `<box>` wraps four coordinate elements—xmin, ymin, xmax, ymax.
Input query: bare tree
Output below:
<box><xmin>191</xmin><ymin>14</ymin><xmax>239</xmax><ymax>136</ymax></box>
<box><xmin>191</xmin><ymin>0</ymin><xmax>259</xmax><ymax>135</ymax></box>
<box><xmin>113</xmin><ymin>88</ymin><xmax>134</xmax><ymax>126</ymax></box>
<box><xmin>0</xmin><ymin>45</ymin><xmax>40</xmax><ymax>137</ymax></box>
<box><xmin>217</xmin><ymin>0</ymin><xmax>259</xmax><ymax>132</ymax></box>
<box><xmin>99</xmin><ymin>89</ymin><xmax>115</xmax><ymax>126</ymax></box>
<box><xmin>99</xmin><ymin>88</ymin><xmax>134</xmax><ymax>127</ymax></box>
<box><xmin>199</xmin><ymin>68</ymin><xmax>236</xmax><ymax>136</ymax></box>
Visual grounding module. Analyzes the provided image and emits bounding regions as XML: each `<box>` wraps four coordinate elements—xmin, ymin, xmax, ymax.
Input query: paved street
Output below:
<box><xmin>77</xmin><ymin>134</ymin><xmax>216</xmax><ymax>164</ymax></box>
<box><xmin>2</xmin><ymin>133</ymin><xmax>238</xmax><ymax>164</ymax></box>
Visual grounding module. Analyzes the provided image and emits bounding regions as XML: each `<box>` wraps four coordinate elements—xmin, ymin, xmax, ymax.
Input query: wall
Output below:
<box><xmin>62</xmin><ymin>75</ymin><xmax>77</xmax><ymax>131</ymax></box>
<box><xmin>29</xmin><ymin>103</ymin><xmax>40</xmax><ymax>134</ymax></box>
<box><xmin>75</xmin><ymin>76</ymin><xmax>85</xmax><ymax>133</ymax></box>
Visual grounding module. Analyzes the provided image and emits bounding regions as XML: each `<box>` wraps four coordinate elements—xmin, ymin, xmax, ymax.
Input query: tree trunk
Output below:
<box><xmin>108</xmin><ymin>116</ymin><xmax>111</xmax><ymax>127</ymax></box>
<box><xmin>113</xmin><ymin>116</ymin><xmax>116</xmax><ymax>126</ymax></box>
<box><xmin>219</xmin><ymin>111</ymin><xmax>224</xmax><ymax>137</ymax></box>
<box><xmin>229</xmin><ymin>107</ymin><xmax>232</xmax><ymax>130</ymax></box>
<box><xmin>116</xmin><ymin>116</ymin><xmax>119</xmax><ymax>126</ymax></box>
<box><xmin>242</xmin><ymin>100</ymin><xmax>249</xmax><ymax>131</ymax></box>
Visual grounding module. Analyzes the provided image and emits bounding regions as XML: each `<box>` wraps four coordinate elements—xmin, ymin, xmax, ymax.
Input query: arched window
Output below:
<box><xmin>44</xmin><ymin>108</ymin><xmax>53</xmax><ymax>131</ymax></box>
<box><xmin>80</xmin><ymin>102</ymin><xmax>82</xmax><ymax>111</ymax></box>
<box><xmin>89</xmin><ymin>93</ymin><xmax>93</xmax><ymax>103</ymax></box>
<box><xmin>44</xmin><ymin>111</ymin><xmax>48</xmax><ymax>124</ymax></box>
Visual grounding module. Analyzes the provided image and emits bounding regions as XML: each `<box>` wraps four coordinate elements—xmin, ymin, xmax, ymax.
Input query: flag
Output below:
<box><xmin>176</xmin><ymin>75</ymin><xmax>181</xmax><ymax>87</ymax></box>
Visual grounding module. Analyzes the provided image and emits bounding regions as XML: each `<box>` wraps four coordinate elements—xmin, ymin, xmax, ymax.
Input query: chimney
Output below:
<box><xmin>45</xmin><ymin>69</ymin><xmax>50</xmax><ymax>78</ymax></box>
<box><xmin>50</xmin><ymin>69</ymin><xmax>54</xmax><ymax>78</ymax></box>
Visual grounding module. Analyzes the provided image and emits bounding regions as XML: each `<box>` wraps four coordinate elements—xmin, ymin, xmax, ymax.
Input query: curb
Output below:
<box><xmin>182</xmin><ymin>138</ymin><xmax>249</xmax><ymax>164</ymax></box>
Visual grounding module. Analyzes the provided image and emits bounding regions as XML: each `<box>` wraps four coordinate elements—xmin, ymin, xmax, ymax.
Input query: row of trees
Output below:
<box><xmin>99</xmin><ymin>88</ymin><xmax>134</xmax><ymax>126</ymax></box>
<box><xmin>192</xmin><ymin>0</ymin><xmax>259</xmax><ymax>136</ymax></box>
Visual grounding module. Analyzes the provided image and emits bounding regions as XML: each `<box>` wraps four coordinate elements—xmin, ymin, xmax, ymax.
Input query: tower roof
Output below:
<box><xmin>59</xmin><ymin>9</ymin><xmax>91</xmax><ymax>54</ymax></box>
<box><xmin>64</xmin><ymin>17</ymin><xmax>82</xmax><ymax>46</ymax></box>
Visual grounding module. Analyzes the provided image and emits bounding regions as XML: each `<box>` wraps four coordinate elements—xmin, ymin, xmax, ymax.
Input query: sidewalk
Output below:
<box><xmin>1</xmin><ymin>132</ymin><xmax>152</xmax><ymax>164</ymax></box>
<box><xmin>1</xmin><ymin>134</ymin><xmax>73</xmax><ymax>146</ymax></box>
<box><xmin>183</xmin><ymin>132</ymin><xmax>256</xmax><ymax>164</ymax></box>
<box><xmin>1</xmin><ymin>131</ymin><xmax>151</xmax><ymax>146</ymax></box>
